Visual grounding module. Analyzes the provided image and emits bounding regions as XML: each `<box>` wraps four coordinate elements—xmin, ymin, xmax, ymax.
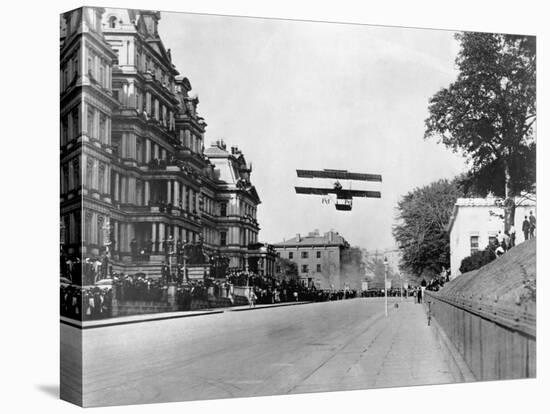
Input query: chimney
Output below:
<box><xmin>328</xmin><ymin>231</ymin><xmax>334</xmax><ymax>242</ymax></box>
<box><xmin>296</xmin><ymin>233</ymin><xmax>301</xmax><ymax>242</ymax></box>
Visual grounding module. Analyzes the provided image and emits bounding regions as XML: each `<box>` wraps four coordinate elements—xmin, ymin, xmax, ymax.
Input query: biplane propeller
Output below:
<box><xmin>295</xmin><ymin>169</ymin><xmax>382</xmax><ymax>211</ymax></box>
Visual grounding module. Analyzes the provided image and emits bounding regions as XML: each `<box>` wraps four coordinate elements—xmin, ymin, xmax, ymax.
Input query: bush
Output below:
<box><xmin>459</xmin><ymin>244</ymin><xmax>497</xmax><ymax>274</ymax></box>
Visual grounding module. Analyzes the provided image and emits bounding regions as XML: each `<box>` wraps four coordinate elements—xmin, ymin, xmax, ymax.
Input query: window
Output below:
<box><xmin>288</xmin><ymin>252</ymin><xmax>293</xmax><ymax>259</ymax></box>
<box><xmin>276</xmin><ymin>265</ymin><xmax>281</xmax><ymax>274</ymax></box>
<box><xmin>220</xmin><ymin>231</ymin><xmax>227</xmax><ymax>246</ymax></box>
<box><xmin>316</xmin><ymin>251</ymin><xmax>321</xmax><ymax>259</ymax></box>
<box><xmin>488</xmin><ymin>235</ymin><xmax>497</xmax><ymax>246</ymax></box>
<box><xmin>61</xmin><ymin>117</ymin><xmax>68</xmax><ymax>145</ymax></box>
<box><xmin>72</xmin><ymin>159</ymin><xmax>79</xmax><ymax>189</ymax></box>
<box><xmin>99</xmin><ymin>113</ymin><xmax>107</xmax><ymax>143</ymax></box>
<box><xmin>84</xmin><ymin>212</ymin><xmax>92</xmax><ymax>244</ymax></box>
<box><xmin>470</xmin><ymin>235</ymin><xmax>479</xmax><ymax>255</ymax></box>
<box><xmin>301</xmin><ymin>264</ymin><xmax>308</xmax><ymax>273</ymax></box>
<box><xmin>316</xmin><ymin>264</ymin><xmax>322</xmax><ymax>272</ymax></box>
<box><xmin>87</xmin><ymin>107</ymin><xmax>94</xmax><ymax>138</ymax></box>
<box><xmin>301</xmin><ymin>251</ymin><xmax>308</xmax><ymax>259</ymax></box>
<box><xmin>86</xmin><ymin>159</ymin><xmax>93</xmax><ymax>188</ymax></box>
<box><xmin>98</xmin><ymin>164</ymin><xmax>105</xmax><ymax>194</ymax></box>
<box><xmin>72</xmin><ymin>107</ymin><xmax>80</xmax><ymax>140</ymax></box>
<box><xmin>109</xmin><ymin>16</ymin><xmax>117</xmax><ymax>28</ymax></box>
<box><xmin>220</xmin><ymin>202</ymin><xmax>227</xmax><ymax>217</ymax></box>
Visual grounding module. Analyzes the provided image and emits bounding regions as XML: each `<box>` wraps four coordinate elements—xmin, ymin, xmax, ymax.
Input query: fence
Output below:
<box><xmin>425</xmin><ymin>291</ymin><xmax>535</xmax><ymax>381</ymax></box>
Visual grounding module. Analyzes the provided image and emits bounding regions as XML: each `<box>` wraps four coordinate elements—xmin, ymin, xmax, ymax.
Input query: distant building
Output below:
<box><xmin>273</xmin><ymin>230</ymin><xmax>349</xmax><ymax>289</ymax></box>
<box><xmin>447</xmin><ymin>196</ymin><xmax>536</xmax><ymax>278</ymax></box>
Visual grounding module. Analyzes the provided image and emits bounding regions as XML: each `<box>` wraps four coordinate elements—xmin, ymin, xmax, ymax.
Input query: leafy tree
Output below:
<box><xmin>275</xmin><ymin>257</ymin><xmax>298</xmax><ymax>281</ymax></box>
<box><xmin>425</xmin><ymin>33</ymin><xmax>536</xmax><ymax>230</ymax></box>
<box><xmin>341</xmin><ymin>246</ymin><xmax>366</xmax><ymax>290</ymax></box>
<box><xmin>459</xmin><ymin>243</ymin><xmax>497</xmax><ymax>274</ymax></box>
<box><xmin>392</xmin><ymin>179</ymin><xmax>462</xmax><ymax>279</ymax></box>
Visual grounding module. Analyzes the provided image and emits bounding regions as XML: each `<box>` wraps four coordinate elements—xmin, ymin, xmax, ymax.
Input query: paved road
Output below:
<box><xmin>64</xmin><ymin>298</ymin><xmax>457</xmax><ymax>407</ymax></box>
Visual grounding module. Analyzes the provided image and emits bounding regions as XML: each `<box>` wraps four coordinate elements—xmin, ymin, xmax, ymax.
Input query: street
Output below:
<box><xmin>65</xmin><ymin>298</ymin><xmax>457</xmax><ymax>407</ymax></box>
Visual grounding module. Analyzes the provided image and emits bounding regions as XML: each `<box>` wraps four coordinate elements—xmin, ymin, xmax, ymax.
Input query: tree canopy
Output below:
<box><xmin>425</xmin><ymin>33</ymin><xmax>536</xmax><ymax>203</ymax></box>
<box><xmin>392</xmin><ymin>179</ymin><xmax>462</xmax><ymax>279</ymax></box>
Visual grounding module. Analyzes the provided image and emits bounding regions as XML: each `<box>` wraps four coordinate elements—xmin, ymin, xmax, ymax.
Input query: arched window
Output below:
<box><xmin>109</xmin><ymin>16</ymin><xmax>117</xmax><ymax>29</ymax></box>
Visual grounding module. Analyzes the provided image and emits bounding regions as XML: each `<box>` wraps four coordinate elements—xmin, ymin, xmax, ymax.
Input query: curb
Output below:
<box><xmin>60</xmin><ymin>300</ymin><xmax>314</xmax><ymax>329</ymax></box>
<box><xmin>229</xmin><ymin>301</ymin><xmax>311</xmax><ymax>312</ymax></box>
<box><xmin>60</xmin><ymin>310</ymin><xmax>224</xmax><ymax>330</ymax></box>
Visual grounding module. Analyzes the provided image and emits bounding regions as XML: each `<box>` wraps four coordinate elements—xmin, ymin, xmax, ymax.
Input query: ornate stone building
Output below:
<box><xmin>60</xmin><ymin>7</ymin><xmax>275</xmax><ymax>279</ymax></box>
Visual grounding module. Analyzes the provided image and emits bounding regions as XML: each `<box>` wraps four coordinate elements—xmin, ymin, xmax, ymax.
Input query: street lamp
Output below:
<box><xmin>383</xmin><ymin>256</ymin><xmax>388</xmax><ymax>317</ymax></box>
<box><xmin>399</xmin><ymin>272</ymin><xmax>403</xmax><ymax>302</ymax></box>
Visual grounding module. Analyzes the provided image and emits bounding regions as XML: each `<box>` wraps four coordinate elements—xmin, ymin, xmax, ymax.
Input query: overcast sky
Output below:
<box><xmin>159</xmin><ymin>12</ymin><xmax>468</xmax><ymax>251</ymax></box>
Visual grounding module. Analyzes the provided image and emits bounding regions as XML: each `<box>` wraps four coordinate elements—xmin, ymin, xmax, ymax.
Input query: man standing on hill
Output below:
<box><xmin>522</xmin><ymin>216</ymin><xmax>530</xmax><ymax>241</ymax></box>
<box><xmin>529</xmin><ymin>211</ymin><xmax>536</xmax><ymax>239</ymax></box>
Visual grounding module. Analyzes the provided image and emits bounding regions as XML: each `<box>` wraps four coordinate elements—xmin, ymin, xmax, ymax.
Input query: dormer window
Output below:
<box><xmin>109</xmin><ymin>16</ymin><xmax>117</xmax><ymax>29</ymax></box>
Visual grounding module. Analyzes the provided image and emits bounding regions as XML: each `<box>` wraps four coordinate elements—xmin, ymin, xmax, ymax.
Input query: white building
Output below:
<box><xmin>447</xmin><ymin>196</ymin><xmax>536</xmax><ymax>278</ymax></box>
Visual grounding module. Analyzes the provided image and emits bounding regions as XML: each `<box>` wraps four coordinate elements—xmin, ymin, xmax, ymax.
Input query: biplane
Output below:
<box><xmin>295</xmin><ymin>169</ymin><xmax>382</xmax><ymax>211</ymax></box>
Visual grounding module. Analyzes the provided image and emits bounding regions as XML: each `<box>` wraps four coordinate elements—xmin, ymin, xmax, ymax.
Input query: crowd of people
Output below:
<box><xmin>60</xmin><ymin>285</ymin><xmax>112</xmax><ymax>320</ymax></box>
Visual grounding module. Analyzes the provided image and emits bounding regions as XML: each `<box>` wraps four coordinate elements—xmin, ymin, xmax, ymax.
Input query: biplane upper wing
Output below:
<box><xmin>296</xmin><ymin>169</ymin><xmax>382</xmax><ymax>182</ymax></box>
<box><xmin>295</xmin><ymin>186</ymin><xmax>335</xmax><ymax>195</ymax></box>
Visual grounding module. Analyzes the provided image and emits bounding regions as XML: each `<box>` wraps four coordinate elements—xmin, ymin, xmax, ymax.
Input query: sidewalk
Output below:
<box><xmin>291</xmin><ymin>300</ymin><xmax>461</xmax><ymax>393</ymax></box>
<box><xmin>60</xmin><ymin>300</ymin><xmax>312</xmax><ymax>329</ymax></box>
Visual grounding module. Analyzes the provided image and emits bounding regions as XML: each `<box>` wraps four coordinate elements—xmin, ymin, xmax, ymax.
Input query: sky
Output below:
<box><xmin>159</xmin><ymin>12</ymin><xmax>468</xmax><ymax>251</ymax></box>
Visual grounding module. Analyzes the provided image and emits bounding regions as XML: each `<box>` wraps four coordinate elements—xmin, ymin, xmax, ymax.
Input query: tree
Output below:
<box><xmin>459</xmin><ymin>243</ymin><xmax>497</xmax><ymax>274</ymax></box>
<box><xmin>425</xmin><ymin>33</ymin><xmax>536</xmax><ymax>230</ymax></box>
<box><xmin>275</xmin><ymin>257</ymin><xmax>298</xmax><ymax>282</ymax></box>
<box><xmin>341</xmin><ymin>246</ymin><xmax>366</xmax><ymax>290</ymax></box>
<box><xmin>392</xmin><ymin>179</ymin><xmax>462</xmax><ymax>279</ymax></box>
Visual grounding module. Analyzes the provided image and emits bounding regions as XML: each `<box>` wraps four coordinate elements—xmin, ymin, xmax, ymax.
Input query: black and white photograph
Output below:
<box><xmin>56</xmin><ymin>4</ymin><xmax>540</xmax><ymax>408</ymax></box>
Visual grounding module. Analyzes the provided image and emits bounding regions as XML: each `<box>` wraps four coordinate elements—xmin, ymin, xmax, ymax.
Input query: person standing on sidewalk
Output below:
<box><xmin>249</xmin><ymin>289</ymin><xmax>257</xmax><ymax>308</ymax></box>
<box><xmin>522</xmin><ymin>216</ymin><xmax>530</xmax><ymax>241</ymax></box>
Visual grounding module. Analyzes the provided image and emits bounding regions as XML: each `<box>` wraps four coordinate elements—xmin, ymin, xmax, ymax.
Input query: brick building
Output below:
<box><xmin>273</xmin><ymin>230</ymin><xmax>350</xmax><ymax>289</ymax></box>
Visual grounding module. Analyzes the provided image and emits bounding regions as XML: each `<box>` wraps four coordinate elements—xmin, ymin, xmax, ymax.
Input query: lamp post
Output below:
<box><xmin>399</xmin><ymin>272</ymin><xmax>403</xmax><ymax>302</ymax></box>
<box><xmin>383</xmin><ymin>256</ymin><xmax>388</xmax><ymax>317</ymax></box>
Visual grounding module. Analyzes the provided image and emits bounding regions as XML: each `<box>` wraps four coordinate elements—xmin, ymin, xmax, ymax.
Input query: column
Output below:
<box><xmin>173</xmin><ymin>181</ymin><xmax>180</xmax><ymax>209</ymax></box>
<box><xmin>104</xmin><ymin>165</ymin><xmax>111</xmax><ymax>195</ymax></box>
<box><xmin>159</xmin><ymin>223</ymin><xmax>165</xmax><ymax>252</ymax></box>
<box><xmin>151</xmin><ymin>222</ymin><xmax>157</xmax><ymax>253</ymax></box>
<box><xmin>144</xmin><ymin>181</ymin><xmax>150</xmax><ymax>205</ymax></box>
<box><xmin>113</xmin><ymin>221</ymin><xmax>119</xmax><ymax>251</ymax></box>
<box><xmin>145</xmin><ymin>139</ymin><xmax>151</xmax><ymax>162</ymax></box>
<box><xmin>153</xmin><ymin>143</ymin><xmax>159</xmax><ymax>159</ymax></box>
<box><xmin>113</xmin><ymin>172</ymin><xmax>119</xmax><ymax>201</ymax></box>
<box><xmin>167</xmin><ymin>181</ymin><xmax>172</xmax><ymax>204</ymax></box>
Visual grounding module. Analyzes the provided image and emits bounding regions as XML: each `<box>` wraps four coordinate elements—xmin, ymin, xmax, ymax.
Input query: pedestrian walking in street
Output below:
<box><xmin>522</xmin><ymin>216</ymin><xmax>530</xmax><ymax>241</ymax></box>
<box><xmin>529</xmin><ymin>211</ymin><xmax>536</xmax><ymax>238</ymax></box>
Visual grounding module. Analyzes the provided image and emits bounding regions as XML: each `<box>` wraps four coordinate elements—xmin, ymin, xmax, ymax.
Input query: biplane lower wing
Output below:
<box><xmin>346</xmin><ymin>189</ymin><xmax>382</xmax><ymax>198</ymax></box>
<box><xmin>295</xmin><ymin>187</ymin><xmax>381</xmax><ymax>199</ymax></box>
<box><xmin>295</xmin><ymin>186</ymin><xmax>334</xmax><ymax>195</ymax></box>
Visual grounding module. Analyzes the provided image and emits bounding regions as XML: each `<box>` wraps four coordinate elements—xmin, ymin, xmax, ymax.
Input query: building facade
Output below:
<box><xmin>60</xmin><ymin>7</ymin><xmax>272</xmax><ymax>279</ymax></box>
<box><xmin>273</xmin><ymin>230</ymin><xmax>349</xmax><ymax>289</ymax></box>
<box><xmin>447</xmin><ymin>196</ymin><xmax>536</xmax><ymax>278</ymax></box>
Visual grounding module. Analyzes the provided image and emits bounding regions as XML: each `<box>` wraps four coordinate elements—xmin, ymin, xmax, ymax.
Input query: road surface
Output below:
<box><xmin>62</xmin><ymin>298</ymin><xmax>457</xmax><ymax>407</ymax></box>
